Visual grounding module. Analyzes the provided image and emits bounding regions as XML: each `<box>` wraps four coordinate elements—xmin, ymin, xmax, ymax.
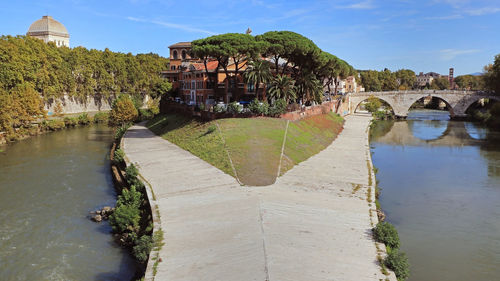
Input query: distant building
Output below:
<box><xmin>27</xmin><ymin>16</ymin><xmax>70</xmax><ymax>47</ymax></box>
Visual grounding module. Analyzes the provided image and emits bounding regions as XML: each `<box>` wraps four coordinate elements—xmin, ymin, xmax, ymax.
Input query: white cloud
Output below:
<box><xmin>439</xmin><ymin>49</ymin><xmax>480</xmax><ymax>60</ymax></box>
<box><xmin>464</xmin><ymin>7</ymin><xmax>500</xmax><ymax>16</ymax></box>
<box><xmin>127</xmin><ymin>17</ymin><xmax>216</xmax><ymax>35</ymax></box>
<box><xmin>337</xmin><ymin>0</ymin><xmax>375</xmax><ymax>9</ymax></box>
<box><xmin>425</xmin><ymin>14</ymin><xmax>463</xmax><ymax>20</ymax></box>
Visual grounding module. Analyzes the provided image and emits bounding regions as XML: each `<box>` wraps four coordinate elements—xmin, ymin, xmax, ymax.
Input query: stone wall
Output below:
<box><xmin>45</xmin><ymin>95</ymin><xmax>151</xmax><ymax>115</ymax></box>
<box><xmin>280</xmin><ymin>100</ymin><xmax>340</xmax><ymax>121</ymax></box>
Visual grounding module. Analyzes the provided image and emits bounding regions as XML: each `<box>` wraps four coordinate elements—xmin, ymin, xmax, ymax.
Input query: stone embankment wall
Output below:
<box><xmin>45</xmin><ymin>95</ymin><xmax>151</xmax><ymax>115</ymax></box>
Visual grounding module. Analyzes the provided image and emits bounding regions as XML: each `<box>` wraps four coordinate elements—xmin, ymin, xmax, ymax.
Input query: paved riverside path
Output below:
<box><xmin>123</xmin><ymin>114</ymin><xmax>395</xmax><ymax>281</ymax></box>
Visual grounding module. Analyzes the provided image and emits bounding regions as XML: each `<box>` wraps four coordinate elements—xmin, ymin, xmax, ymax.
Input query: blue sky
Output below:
<box><xmin>1</xmin><ymin>0</ymin><xmax>499</xmax><ymax>75</ymax></box>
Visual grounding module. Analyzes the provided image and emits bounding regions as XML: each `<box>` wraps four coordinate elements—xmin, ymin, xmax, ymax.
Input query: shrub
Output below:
<box><xmin>114</xmin><ymin>148</ymin><xmax>125</xmax><ymax>164</ymax></box>
<box><xmin>385</xmin><ymin>250</ymin><xmax>410</xmax><ymax>280</ymax></box>
<box><xmin>117</xmin><ymin>185</ymin><xmax>142</xmax><ymax>209</ymax></box>
<box><xmin>93</xmin><ymin>112</ymin><xmax>109</xmax><ymax>123</ymax></box>
<box><xmin>373</xmin><ymin>222</ymin><xmax>400</xmax><ymax>249</ymax></box>
<box><xmin>248</xmin><ymin>99</ymin><xmax>269</xmax><ymax>115</ymax></box>
<box><xmin>115</xmin><ymin>124</ymin><xmax>130</xmax><ymax>141</ymax></box>
<box><xmin>227</xmin><ymin>102</ymin><xmax>243</xmax><ymax>114</ymax></box>
<box><xmin>214</xmin><ymin>104</ymin><xmax>226</xmax><ymax>113</ymax></box>
<box><xmin>125</xmin><ymin>163</ymin><xmax>145</xmax><ymax>190</ymax></box>
<box><xmin>63</xmin><ymin>117</ymin><xmax>78</xmax><ymax>127</ymax></box>
<box><xmin>46</xmin><ymin>120</ymin><xmax>65</xmax><ymax>131</ymax></box>
<box><xmin>109</xmin><ymin>204</ymin><xmax>140</xmax><ymax>233</ymax></box>
<box><xmin>110</xmin><ymin>95</ymin><xmax>139</xmax><ymax>126</ymax></box>
<box><xmin>132</xmin><ymin>235</ymin><xmax>153</xmax><ymax>263</ymax></box>
<box><xmin>77</xmin><ymin>113</ymin><xmax>91</xmax><ymax>125</ymax></box>
<box><xmin>268</xmin><ymin>99</ymin><xmax>287</xmax><ymax>117</ymax></box>
<box><xmin>139</xmin><ymin>109</ymin><xmax>154</xmax><ymax>121</ymax></box>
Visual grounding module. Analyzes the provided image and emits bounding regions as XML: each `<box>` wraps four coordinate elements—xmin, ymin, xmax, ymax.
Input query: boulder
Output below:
<box><xmin>92</xmin><ymin>214</ymin><xmax>102</xmax><ymax>222</ymax></box>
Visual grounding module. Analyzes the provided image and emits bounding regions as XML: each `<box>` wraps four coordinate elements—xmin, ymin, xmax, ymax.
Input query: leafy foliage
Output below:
<box><xmin>109</xmin><ymin>203</ymin><xmax>140</xmax><ymax>233</ymax></box>
<box><xmin>268</xmin><ymin>75</ymin><xmax>296</xmax><ymax>103</ymax></box>
<box><xmin>132</xmin><ymin>235</ymin><xmax>153</xmax><ymax>263</ymax></box>
<box><xmin>365</xmin><ymin>96</ymin><xmax>382</xmax><ymax>113</ymax></box>
<box><xmin>268</xmin><ymin>99</ymin><xmax>287</xmax><ymax>117</ymax></box>
<box><xmin>0</xmin><ymin>35</ymin><xmax>169</xmax><ymax>139</ymax></box>
<box><xmin>484</xmin><ymin>54</ymin><xmax>500</xmax><ymax>94</ymax></box>
<box><xmin>110</xmin><ymin>95</ymin><xmax>138</xmax><ymax>125</ymax></box>
<box><xmin>227</xmin><ymin>102</ymin><xmax>243</xmax><ymax>114</ymax></box>
<box><xmin>374</xmin><ymin>222</ymin><xmax>400</xmax><ymax>249</ymax></box>
<box><xmin>248</xmin><ymin>99</ymin><xmax>269</xmax><ymax>115</ymax></box>
<box><xmin>385</xmin><ymin>250</ymin><xmax>410</xmax><ymax>280</ymax></box>
<box><xmin>114</xmin><ymin>148</ymin><xmax>125</xmax><ymax>164</ymax></box>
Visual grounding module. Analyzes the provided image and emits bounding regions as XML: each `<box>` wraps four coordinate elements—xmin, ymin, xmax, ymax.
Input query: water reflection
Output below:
<box><xmin>370</xmin><ymin>109</ymin><xmax>500</xmax><ymax>281</ymax></box>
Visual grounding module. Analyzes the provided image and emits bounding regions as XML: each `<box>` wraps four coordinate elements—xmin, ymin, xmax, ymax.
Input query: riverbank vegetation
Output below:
<box><xmin>0</xmin><ymin>35</ymin><xmax>170</xmax><ymax>142</ymax></box>
<box><xmin>146</xmin><ymin>112</ymin><xmax>343</xmax><ymax>185</ymax></box>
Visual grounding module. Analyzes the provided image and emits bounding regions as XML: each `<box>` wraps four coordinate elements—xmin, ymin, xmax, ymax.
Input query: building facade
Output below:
<box><xmin>162</xmin><ymin>42</ymin><xmax>256</xmax><ymax>105</ymax></box>
<box><xmin>27</xmin><ymin>16</ymin><xmax>70</xmax><ymax>47</ymax></box>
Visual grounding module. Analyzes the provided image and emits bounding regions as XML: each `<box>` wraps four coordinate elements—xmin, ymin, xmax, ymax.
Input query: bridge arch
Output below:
<box><xmin>455</xmin><ymin>95</ymin><xmax>500</xmax><ymax>116</ymax></box>
<box><xmin>348</xmin><ymin>90</ymin><xmax>498</xmax><ymax>119</ymax></box>
<box><xmin>352</xmin><ymin>96</ymin><xmax>395</xmax><ymax>114</ymax></box>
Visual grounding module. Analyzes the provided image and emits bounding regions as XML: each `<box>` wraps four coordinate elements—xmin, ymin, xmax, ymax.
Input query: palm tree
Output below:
<box><xmin>268</xmin><ymin>74</ymin><xmax>297</xmax><ymax>104</ymax></box>
<box><xmin>243</xmin><ymin>60</ymin><xmax>272</xmax><ymax>100</ymax></box>
<box><xmin>296</xmin><ymin>72</ymin><xmax>323</xmax><ymax>105</ymax></box>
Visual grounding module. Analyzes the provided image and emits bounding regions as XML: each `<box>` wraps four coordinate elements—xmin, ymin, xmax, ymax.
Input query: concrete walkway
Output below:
<box><xmin>123</xmin><ymin>114</ymin><xmax>395</xmax><ymax>281</ymax></box>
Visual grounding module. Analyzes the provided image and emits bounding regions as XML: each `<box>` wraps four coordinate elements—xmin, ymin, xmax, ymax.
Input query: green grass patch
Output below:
<box><xmin>147</xmin><ymin>113</ymin><xmax>344</xmax><ymax>185</ymax></box>
<box><xmin>147</xmin><ymin>114</ymin><xmax>234</xmax><ymax>176</ymax></box>
<box><xmin>280</xmin><ymin>112</ymin><xmax>344</xmax><ymax>175</ymax></box>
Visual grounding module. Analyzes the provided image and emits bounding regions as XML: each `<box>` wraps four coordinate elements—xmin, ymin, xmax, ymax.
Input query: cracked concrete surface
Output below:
<box><xmin>123</xmin><ymin>114</ymin><xmax>395</xmax><ymax>281</ymax></box>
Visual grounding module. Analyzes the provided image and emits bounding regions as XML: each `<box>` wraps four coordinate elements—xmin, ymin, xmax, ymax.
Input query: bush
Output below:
<box><xmin>132</xmin><ymin>235</ymin><xmax>153</xmax><ymax>263</ymax></box>
<box><xmin>115</xmin><ymin>124</ymin><xmax>130</xmax><ymax>141</ymax></box>
<box><xmin>117</xmin><ymin>185</ymin><xmax>142</xmax><ymax>208</ymax></box>
<box><xmin>365</xmin><ymin>96</ymin><xmax>382</xmax><ymax>113</ymax></box>
<box><xmin>213</xmin><ymin>103</ymin><xmax>226</xmax><ymax>113</ymax></box>
<box><xmin>248</xmin><ymin>99</ymin><xmax>269</xmax><ymax>115</ymax></box>
<box><xmin>125</xmin><ymin>163</ymin><xmax>145</xmax><ymax>190</ymax></box>
<box><xmin>385</xmin><ymin>250</ymin><xmax>410</xmax><ymax>280</ymax></box>
<box><xmin>110</xmin><ymin>95</ymin><xmax>139</xmax><ymax>126</ymax></box>
<box><xmin>139</xmin><ymin>109</ymin><xmax>154</xmax><ymax>121</ymax></box>
<box><xmin>268</xmin><ymin>99</ymin><xmax>287</xmax><ymax>117</ymax></box>
<box><xmin>109</xmin><ymin>204</ymin><xmax>141</xmax><ymax>233</ymax></box>
<box><xmin>374</xmin><ymin>222</ymin><xmax>400</xmax><ymax>249</ymax></box>
<box><xmin>77</xmin><ymin>113</ymin><xmax>91</xmax><ymax>125</ymax></box>
<box><xmin>114</xmin><ymin>148</ymin><xmax>125</xmax><ymax>164</ymax></box>
<box><xmin>63</xmin><ymin>117</ymin><xmax>78</xmax><ymax>127</ymax></box>
<box><xmin>227</xmin><ymin>102</ymin><xmax>243</xmax><ymax>114</ymax></box>
<box><xmin>93</xmin><ymin>112</ymin><xmax>109</xmax><ymax>123</ymax></box>
<box><xmin>46</xmin><ymin>120</ymin><xmax>65</xmax><ymax>131</ymax></box>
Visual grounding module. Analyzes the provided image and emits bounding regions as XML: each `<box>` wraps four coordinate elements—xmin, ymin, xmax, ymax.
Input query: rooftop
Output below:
<box><xmin>27</xmin><ymin>15</ymin><xmax>69</xmax><ymax>38</ymax></box>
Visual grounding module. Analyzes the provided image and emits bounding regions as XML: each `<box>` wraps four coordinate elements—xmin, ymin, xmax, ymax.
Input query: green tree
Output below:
<box><xmin>364</xmin><ymin>96</ymin><xmax>382</xmax><ymax>113</ymax></box>
<box><xmin>484</xmin><ymin>55</ymin><xmax>500</xmax><ymax>94</ymax></box>
<box><xmin>430</xmin><ymin>77</ymin><xmax>450</xmax><ymax>90</ymax></box>
<box><xmin>379</xmin><ymin>69</ymin><xmax>398</xmax><ymax>91</ymax></box>
<box><xmin>360</xmin><ymin>70</ymin><xmax>382</xmax><ymax>92</ymax></box>
<box><xmin>268</xmin><ymin>75</ymin><xmax>297</xmax><ymax>104</ymax></box>
<box><xmin>395</xmin><ymin>69</ymin><xmax>416</xmax><ymax>90</ymax></box>
<box><xmin>244</xmin><ymin>59</ymin><xmax>272</xmax><ymax>100</ymax></box>
<box><xmin>110</xmin><ymin>94</ymin><xmax>138</xmax><ymax>125</ymax></box>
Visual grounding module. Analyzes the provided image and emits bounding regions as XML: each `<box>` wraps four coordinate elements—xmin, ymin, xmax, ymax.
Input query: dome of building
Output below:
<box><xmin>27</xmin><ymin>16</ymin><xmax>70</xmax><ymax>47</ymax></box>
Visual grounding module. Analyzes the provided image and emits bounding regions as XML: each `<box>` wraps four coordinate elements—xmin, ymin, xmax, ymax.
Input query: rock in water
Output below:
<box><xmin>93</xmin><ymin>214</ymin><xmax>102</xmax><ymax>222</ymax></box>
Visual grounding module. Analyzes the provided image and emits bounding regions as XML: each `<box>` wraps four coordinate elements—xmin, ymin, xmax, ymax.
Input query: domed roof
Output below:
<box><xmin>27</xmin><ymin>16</ymin><xmax>69</xmax><ymax>38</ymax></box>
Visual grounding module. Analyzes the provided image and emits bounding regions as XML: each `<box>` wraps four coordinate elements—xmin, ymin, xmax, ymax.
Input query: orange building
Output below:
<box><xmin>162</xmin><ymin>42</ymin><xmax>256</xmax><ymax>105</ymax></box>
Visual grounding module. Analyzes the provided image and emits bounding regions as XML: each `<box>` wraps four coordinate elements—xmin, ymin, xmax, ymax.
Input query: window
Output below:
<box><xmin>171</xmin><ymin>65</ymin><xmax>176</xmax><ymax>70</ymax></box>
<box><xmin>173</xmin><ymin>50</ymin><xmax>178</xmax><ymax>60</ymax></box>
<box><xmin>192</xmin><ymin>81</ymin><xmax>196</xmax><ymax>89</ymax></box>
<box><xmin>182</xmin><ymin>50</ymin><xmax>187</xmax><ymax>60</ymax></box>
<box><xmin>229</xmin><ymin>78</ymin><xmax>236</xmax><ymax>89</ymax></box>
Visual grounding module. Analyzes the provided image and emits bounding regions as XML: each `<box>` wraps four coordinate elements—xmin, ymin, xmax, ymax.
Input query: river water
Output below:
<box><xmin>0</xmin><ymin>126</ymin><xmax>136</xmax><ymax>281</ymax></box>
<box><xmin>370</xmin><ymin>109</ymin><xmax>500</xmax><ymax>281</ymax></box>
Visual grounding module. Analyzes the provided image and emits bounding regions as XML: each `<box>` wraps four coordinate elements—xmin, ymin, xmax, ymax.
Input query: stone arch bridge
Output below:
<box><xmin>348</xmin><ymin>90</ymin><xmax>499</xmax><ymax>118</ymax></box>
